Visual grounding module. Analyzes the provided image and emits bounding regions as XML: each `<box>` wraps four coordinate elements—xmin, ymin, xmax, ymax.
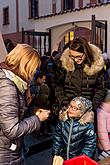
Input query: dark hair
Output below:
<box><xmin>63</xmin><ymin>41</ymin><xmax>71</xmax><ymax>51</ymax></box>
<box><xmin>52</xmin><ymin>51</ymin><xmax>59</xmax><ymax>57</ymax></box>
<box><xmin>4</xmin><ymin>39</ymin><xmax>15</xmax><ymax>53</ymax></box>
<box><xmin>70</xmin><ymin>37</ymin><xmax>94</xmax><ymax>66</ymax></box>
<box><xmin>34</xmin><ymin>69</ymin><xmax>46</xmax><ymax>80</ymax></box>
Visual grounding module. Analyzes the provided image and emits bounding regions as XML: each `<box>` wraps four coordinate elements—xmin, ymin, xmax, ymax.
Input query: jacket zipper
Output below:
<box><xmin>66</xmin><ymin>119</ymin><xmax>73</xmax><ymax>160</ymax></box>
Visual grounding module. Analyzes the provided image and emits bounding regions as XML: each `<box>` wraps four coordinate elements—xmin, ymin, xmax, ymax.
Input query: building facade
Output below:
<box><xmin>0</xmin><ymin>0</ymin><xmax>110</xmax><ymax>55</ymax></box>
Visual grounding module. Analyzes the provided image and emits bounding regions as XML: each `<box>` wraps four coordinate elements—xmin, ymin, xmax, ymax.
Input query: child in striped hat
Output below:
<box><xmin>52</xmin><ymin>96</ymin><xmax>96</xmax><ymax>162</ymax></box>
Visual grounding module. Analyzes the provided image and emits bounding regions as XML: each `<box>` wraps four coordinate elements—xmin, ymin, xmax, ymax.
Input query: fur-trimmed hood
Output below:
<box><xmin>59</xmin><ymin>109</ymin><xmax>94</xmax><ymax>125</ymax></box>
<box><xmin>60</xmin><ymin>43</ymin><xmax>104</xmax><ymax>76</ymax></box>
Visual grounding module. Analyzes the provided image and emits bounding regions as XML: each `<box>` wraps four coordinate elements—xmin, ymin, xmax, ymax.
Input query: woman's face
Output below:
<box><xmin>67</xmin><ymin>100</ymin><xmax>81</xmax><ymax>118</ymax></box>
<box><xmin>69</xmin><ymin>50</ymin><xmax>85</xmax><ymax>64</ymax></box>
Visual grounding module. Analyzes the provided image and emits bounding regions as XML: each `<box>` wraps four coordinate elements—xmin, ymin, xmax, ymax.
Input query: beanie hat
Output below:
<box><xmin>72</xmin><ymin>96</ymin><xmax>93</xmax><ymax>114</ymax></box>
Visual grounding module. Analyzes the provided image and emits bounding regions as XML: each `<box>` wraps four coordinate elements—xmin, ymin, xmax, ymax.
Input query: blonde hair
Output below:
<box><xmin>5</xmin><ymin>44</ymin><xmax>41</xmax><ymax>82</ymax></box>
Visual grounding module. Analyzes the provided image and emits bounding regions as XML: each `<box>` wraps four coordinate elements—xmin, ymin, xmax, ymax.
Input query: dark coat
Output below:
<box><xmin>52</xmin><ymin>110</ymin><xmax>96</xmax><ymax>160</ymax></box>
<box><xmin>0</xmin><ymin>69</ymin><xmax>41</xmax><ymax>165</ymax></box>
<box><xmin>54</xmin><ymin>44</ymin><xmax>106</xmax><ymax>110</ymax></box>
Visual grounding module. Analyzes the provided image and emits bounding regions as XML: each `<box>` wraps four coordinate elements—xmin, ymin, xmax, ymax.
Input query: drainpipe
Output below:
<box><xmin>16</xmin><ymin>0</ymin><xmax>19</xmax><ymax>42</ymax></box>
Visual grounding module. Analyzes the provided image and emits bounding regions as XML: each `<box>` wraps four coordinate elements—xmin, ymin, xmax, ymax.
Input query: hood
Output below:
<box><xmin>79</xmin><ymin>109</ymin><xmax>94</xmax><ymax>124</ymax></box>
<box><xmin>2</xmin><ymin>69</ymin><xmax>27</xmax><ymax>93</ymax></box>
<box><xmin>59</xmin><ymin>109</ymin><xmax>94</xmax><ymax>125</ymax></box>
<box><xmin>60</xmin><ymin>43</ymin><xmax>104</xmax><ymax>76</ymax></box>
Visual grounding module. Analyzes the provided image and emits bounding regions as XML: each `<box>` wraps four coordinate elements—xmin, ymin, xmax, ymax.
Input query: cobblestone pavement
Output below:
<box><xmin>24</xmin><ymin>133</ymin><xmax>53</xmax><ymax>165</ymax></box>
<box><xmin>25</xmin><ymin>148</ymin><xmax>52</xmax><ymax>165</ymax></box>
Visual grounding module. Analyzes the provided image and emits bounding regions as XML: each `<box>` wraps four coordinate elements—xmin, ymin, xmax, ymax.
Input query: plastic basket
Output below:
<box><xmin>63</xmin><ymin>154</ymin><xmax>99</xmax><ymax>165</ymax></box>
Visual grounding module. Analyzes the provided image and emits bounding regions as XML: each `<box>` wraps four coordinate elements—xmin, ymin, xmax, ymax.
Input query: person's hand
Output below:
<box><xmin>53</xmin><ymin>155</ymin><xmax>64</xmax><ymax>165</ymax></box>
<box><xmin>36</xmin><ymin>109</ymin><xmax>50</xmax><ymax>121</ymax></box>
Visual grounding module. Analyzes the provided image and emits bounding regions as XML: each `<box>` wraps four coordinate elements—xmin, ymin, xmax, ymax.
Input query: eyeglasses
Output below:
<box><xmin>68</xmin><ymin>104</ymin><xmax>79</xmax><ymax>111</ymax></box>
<box><xmin>69</xmin><ymin>52</ymin><xmax>84</xmax><ymax>61</ymax></box>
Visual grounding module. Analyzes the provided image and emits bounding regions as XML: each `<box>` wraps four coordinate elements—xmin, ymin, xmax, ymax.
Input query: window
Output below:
<box><xmin>29</xmin><ymin>0</ymin><xmax>39</xmax><ymax>18</ymax></box>
<box><xmin>52</xmin><ymin>0</ymin><xmax>56</xmax><ymax>14</ymax></box>
<box><xmin>63</xmin><ymin>0</ymin><xmax>75</xmax><ymax>10</ymax></box>
<box><xmin>90</xmin><ymin>0</ymin><xmax>98</xmax><ymax>3</ymax></box>
<box><xmin>79</xmin><ymin>0</ymin><xmax>83</xmax><ymax>7</ymax></box>
<box><xmin>3</xmin><ymin>7</ymin><xmax>9</xmax><ymax>25</ymax></box>
<box><xmin>98</xmin><ymin>0</ymin><xmax>110</xmax><ymax>2</ymax></box>
<box><xmin>64</xmin><ymin>31</ymin><xmax>74</xmax><ymax>44</ymax></box>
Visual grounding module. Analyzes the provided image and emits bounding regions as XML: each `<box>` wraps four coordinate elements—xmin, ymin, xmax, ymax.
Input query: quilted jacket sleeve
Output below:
<box><xmin>52</xmin><ymin>121</ymin><xmax>63</xmax><ymax>156</ymax></box>
<box><xmin>0</xmin><ymin>69</ymin><xmax>41</xmax><ymax>140</ymax></box>
<box><xmin>92</xmin><ymin>68</ymin><xmax>106</xmax><ymax>110</ymax></box>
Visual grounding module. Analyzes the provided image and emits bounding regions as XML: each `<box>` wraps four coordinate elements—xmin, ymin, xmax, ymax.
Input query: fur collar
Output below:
<box><xmin>59</xmin><ymin>109</ymin><xmax>94</xmax><ymax>124</ymax></box>
<box><xmin>60</xmin><ymin>44</ymin><xmax>104</xmax><ymax>76</ymax></box>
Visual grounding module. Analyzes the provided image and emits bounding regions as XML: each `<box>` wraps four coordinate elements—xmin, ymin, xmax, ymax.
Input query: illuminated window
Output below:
<box><xmin>64</xmin><ymin>31</ymin><xmax>74</xmax><ymax>44</ymax></box>
<box><xmin>70</xmin><ymin>31</ymin><xmax>74</xmax><ymax>41</ymax></box>
<box><xmin>65</xmin><ymin>33</ymin><xmax>69</xmax><ymax>44</ymax></box>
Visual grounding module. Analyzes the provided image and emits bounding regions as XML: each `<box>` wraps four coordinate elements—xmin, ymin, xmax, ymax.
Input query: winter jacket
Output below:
<box><xmin>54</xmin><ymin>44</ymin><xmax>106</xmax><ymax>110</ymax></box>
<box><xmin>104</xmin><ymin>67</ymin><xmax>110</xmax><ymax>89</ymax></box>
<box><xmin>97</xmin><ymin>102</ymin><xmax>110</xmax><ymax>151</ymax></box>
<box><xmin>52</xmin><ymin>109</ymin><xmax>96</xmax><ymax>160</ymax></box>
<box><xmin>0</xmin><ymin>68</ymin><xmax>41</xmax><ymax>165</ymax></box>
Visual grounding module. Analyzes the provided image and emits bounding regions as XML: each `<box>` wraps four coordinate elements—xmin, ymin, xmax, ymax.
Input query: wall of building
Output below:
<box><xmin>56</xmin><ymin>0</ymin><xmax>61</xmax><ymax>13</ymax></box>
<box><xmin>3</xmin><ymin>31</ymin><xmax>22</xmax><ymax>45</ymax></box>
<box><xmin>18</xmin><ymin>0</ymin><xmax>35</xmax><ymax>31</ymax></box>
<box><xmin>39</xmin><ymin>0</ymin><xmax>52</xmax><ymax>16</ymax></box>
<box><xmin>0</xmin><ymin>0</ymin><xmax>110</xmax><ymax>55</ymax></box>
<box><xmin>83</xmin><ymin>0</ymin><xmax>90</xmax><ymax>6</ymax></box>
<box><xmin>34</xmin><ymin>4</ymin><xmax>110</xmax><ymax>54</ymax></box>
<box><xmin>0</xmin><ymin>0</ymin><xmax>17</xmax><ymax>34</ymax></box>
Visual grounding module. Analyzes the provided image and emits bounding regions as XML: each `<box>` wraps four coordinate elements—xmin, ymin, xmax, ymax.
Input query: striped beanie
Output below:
<box><xmin>72</xmin><ymin>96</ymin><xmax>93</xmax><ymax>114</ymax></box>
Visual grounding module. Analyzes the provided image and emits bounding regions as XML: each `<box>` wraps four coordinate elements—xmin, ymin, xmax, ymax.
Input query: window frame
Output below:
<box><xmin>3</xmin><ymin>6</ymin><xmax>9</xmax><ymax>25</ymax></box>
<box><xmin>63</xmin><ymin>0</ymin><xmax>75</xmax><ymax>11</ymax></box>
<box><xmin>52</xmin><ymin>0</ymin><xmax>56</xmax><ymax>14</ymax></box>
<box><xmin>28</xmin><ymin>0</ymin><xmax>39</xmax><ymax>18</ymax></box>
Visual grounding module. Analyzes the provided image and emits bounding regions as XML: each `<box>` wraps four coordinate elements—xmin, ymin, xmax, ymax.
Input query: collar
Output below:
<box><xmin>3</xmin><ymin>69</ymin><xmax>27</xmax><ymax>93</ymax></box>
<box><xmin>60</xmin><ymin>44</ymin><xmax>104</xmax><ymax>75</ymax></box>
<box><xmin>75</xmin><ymin>63</ymin><xmax>84</xmax><ymax>69</ymax></box>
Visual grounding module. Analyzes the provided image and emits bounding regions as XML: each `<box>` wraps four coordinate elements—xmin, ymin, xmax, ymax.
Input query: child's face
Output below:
<box><xmin>67</xmin><ymin>100</ymin><xmax>81</xmax><ymax>118</ymax></box>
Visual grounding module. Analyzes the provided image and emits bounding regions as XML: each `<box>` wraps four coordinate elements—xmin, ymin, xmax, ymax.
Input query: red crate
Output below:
<box><xmin>63</xmin><ymin>154</ymin><xmax>99</xmax><ymax>165</ymax></box>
